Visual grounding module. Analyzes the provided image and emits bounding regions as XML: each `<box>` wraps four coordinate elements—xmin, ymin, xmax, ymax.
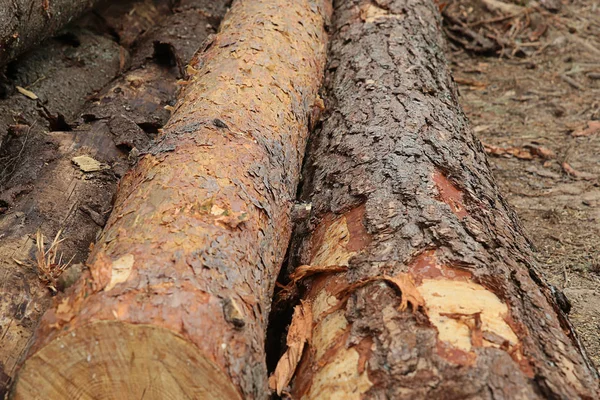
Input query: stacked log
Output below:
<box><xmin>271</xmin><ymin>0</ymin><xmax>600</xmax><ymax>398</ymax></box>
<box><xmin>9</xmin><ymin>0</ymin><xmax>330</xmax><ymax>398</ymax></box>
<box><xmin>0</xmin><ymin>0</ymin><xmax>225</xmax><ymax>391</ymax></box>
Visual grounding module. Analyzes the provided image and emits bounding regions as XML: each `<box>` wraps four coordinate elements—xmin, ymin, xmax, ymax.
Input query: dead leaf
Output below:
<box><xmin>42</xmin><ymin>0</ymin><xmax>51</xmax><ymax>17</ymax></box>
<box><xmin>529</xmin><ymin>23</ymin><xmax>547</xmax><ymax>42</ymax></box>
<box><xmin>572</xmin><ymin>121</ymin><xmax>600</xmax><ymax>137</ymax></box>
<box><xmin>16</xmin><ymin>86</ymin><xmax>38</xmax><ymax>100</ymax></box>
<box><xmin>269</xmin><ymin>301</ymin><xmax>313</xmax><ymax>395</ymax></box>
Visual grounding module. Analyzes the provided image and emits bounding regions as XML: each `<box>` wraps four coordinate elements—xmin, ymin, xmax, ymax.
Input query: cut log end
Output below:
<box><xmin>12</xmin><ymin>322</ymin><xmax>241</xmax><ymax>400</ymax></box>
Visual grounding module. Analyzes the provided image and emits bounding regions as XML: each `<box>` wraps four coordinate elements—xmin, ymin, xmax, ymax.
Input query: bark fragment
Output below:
<box><xmin>284</xmin><ymin>0</ymin><xmax>599</xmax><ymax>398</ymax></box>
<box><xmin>0</xmin><ymin>0</ymin><xmax>225</xmax><ymax>390</ymax></box>
<box><xmin>11</xmin><ymin>0</ymin><xmax>330</xmax><ymax>398</ymax></box>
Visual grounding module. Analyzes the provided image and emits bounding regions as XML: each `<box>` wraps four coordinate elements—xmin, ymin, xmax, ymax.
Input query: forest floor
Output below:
<box><xmin>445</xmin><ymin>0</ymin><xmax>600</xmax><ymax>366</ymax></box>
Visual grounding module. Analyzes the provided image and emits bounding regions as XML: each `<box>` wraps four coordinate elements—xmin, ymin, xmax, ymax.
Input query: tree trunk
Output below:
<box><xmin>10</xmin><ymin>0</ymin><xmax>330</xmax><ymax>399</ymax></box>
<box><xmin>277</xmin><ymin>0</ymin><xmax>600</xmax><ymax>398</ymax></box>
<box><xmin>0</xmin><ymin>1</ymin><xmax>225</xmax><ymax>392</ymax></box>
<box><xmin>0</xmin><ymin>0</ymin><xmax>158</xmax><ymax>383</ymax></box>
<box><xmin>0</xmin><ymin>0</ymin><xmax>105</xmax><ymax>67</ymax></box>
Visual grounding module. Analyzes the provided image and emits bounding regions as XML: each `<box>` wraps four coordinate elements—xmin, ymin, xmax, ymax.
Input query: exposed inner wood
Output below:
<box><xmin>0</xmin><ymin>0</ymin><xmax>224</xmax><ymax>386</ymax></box>
<box><xmin>12</xmin><ymin>321</ymin><xmax>240</xmax><ymax>400</ymax></box>
<box><xmin>283</xmin><ymin>0</ymin><xmax>600</xmax><ymax>398</ymax></box>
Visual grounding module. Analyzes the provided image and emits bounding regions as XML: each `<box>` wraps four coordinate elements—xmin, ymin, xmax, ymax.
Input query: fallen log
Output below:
<box><xmin>0</xmin><ymin>0</ymin><xmax>225</xmax><ymax>391</ymax></box>
<box><xmin>10</xmin><ymin>0</ymin><xmax>330</xmax><ymax>398</ymax></box>
<box><xmin>0</xmin><ymin>0</ymin><xmax>177</xmax><ymax>150</ymax></box>
<box><xmin>272</xmin><ymin>0</ymin><xmax>600</xmax><ymax>398</ymax></box>
<box><xmin>0</xmin><ymin>27</ymin><xmax>123</xmax><ymax>153</ymax></box>
<box><xmin>0</xmin><ymin>0</ymin><xmax>105</xmax><ymax>67</ymax></box>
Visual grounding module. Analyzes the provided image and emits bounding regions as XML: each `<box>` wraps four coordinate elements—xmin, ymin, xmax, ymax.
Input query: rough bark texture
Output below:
<box><xmin>0</xmin><ymin>1</ymin><xmax>140</xmax><ymax>384</ymax></box>
<box><xmin>11</xmin><ymin>0</ymin><xmax>329</xmax><ymax>398</ymax></box>
<box><xmin>0</xmin><ymin>1</ymin><xmax>225</xmax><ymax>393</ymax></box>
<box><xmin>283</xmin><ymin>0</ymin><xmax>600</xmax><ymax>398</ymax></box>
<box><xmin>0</xmin><ymin>0</ymin><xmax>104</xmax><ymax>67</ymax></box>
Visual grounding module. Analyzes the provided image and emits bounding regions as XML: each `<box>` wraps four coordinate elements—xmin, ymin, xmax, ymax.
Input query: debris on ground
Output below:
<box><xmin>483</xmin><ymin>142</ymin><xmax>555</xmax><ymax>160</ymax></box>
<box><xmin>441</xmin><ymin>0</ymin><xmax>554</xmax><ymax>56</ymax></box>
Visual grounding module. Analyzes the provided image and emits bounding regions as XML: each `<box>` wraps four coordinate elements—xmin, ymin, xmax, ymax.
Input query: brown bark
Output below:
<box><xmin>0</xmin><ymin>0</ymin><xmax>105</xmax><ymax>67</ymax></box>
<box><xmin>10</xmin><ymin>0</ymin><xmax>330</xmax><ymax>399</ymax></box>
<box><xmin>0</xmin><ymin>1</ymin><xmax>225</xmax><ymax>392</ymax></box>
<box><xmin>276</xmin><ymin>0</ymin><xmax>600</xmax><ymax>399</ymax></box>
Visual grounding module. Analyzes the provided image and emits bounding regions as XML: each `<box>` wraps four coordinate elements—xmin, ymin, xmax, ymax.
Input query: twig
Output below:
<box><xmin>560</xmin><ymin>74</ymin><xmax>585</xmax><ymax>91</ymax></box>
<box><xmin>35</xmin><ymin>230</ymin><xmax>75</xmax><ymax>294</ymax></box>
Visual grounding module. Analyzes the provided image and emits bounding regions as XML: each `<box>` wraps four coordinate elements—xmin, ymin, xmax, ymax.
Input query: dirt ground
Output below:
<box><xmin>445</xmin><ymin>0</ymin><xmax>600</xmax><ymax>366</ymax></box>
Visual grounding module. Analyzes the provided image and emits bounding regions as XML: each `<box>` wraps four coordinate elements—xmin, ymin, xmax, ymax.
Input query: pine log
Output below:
<box><xmin>10</xmin><ymin>0</ymin><xmax>330</xmax><ymax>398</ymax></box>
<box><xmin>0</xmin><ymin>4</ymin><xmax>133</xmax><ymax>385</ymax></box>
<box><xmin>0</xmin><ymin>0</ymin><xmax>105</xmax><ymax>67</ymax></box>
<box><xmin>277</xmin><ymin>0</ymin><xmax>600</xmax><ymax>398</ymax></box>
<box><xmin>0</xmin><ymin>1</ymin><xmax>225</xmax><ymax>391</ymax></box>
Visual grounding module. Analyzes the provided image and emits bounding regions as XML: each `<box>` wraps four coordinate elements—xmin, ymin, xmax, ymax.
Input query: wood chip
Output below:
<box><xmin>16</xmin><ymin>86</ymin><xmax>38</xmax><ymax>100</ymax></box>
<box><xmin>269</xmin><ymin>301</ymin><xmax>313</xmax><ymax>395</ymax></box>
<box><xmin>562</xmin><ymin>162</ymin><xmax>596</xmax><ymax>180</ymax></box>
<box><xmin>326</xmin><ymin>273</ymin><xmax>426</xmax><ymax>320</ymax></box>
<box><xmin>381</xmin><ymin>273</ymin><xmax>425</xmax><ymax>312</ymax></box>
<box><xmin>71</xmin><ymin>155</ymin><xmax>108</xmax><ymax>172</ymax></box>
<box><xmin>454</xmin><ymin>77</ymin><xmax>487</xmax><ymax>89</ymax></box>
<box><xmin>483</xmin><ymin>143</ymin><xmax>554</xmax><ymax>160</ymax></box>
<box><xmin>289</xmin><ymin>264</ymin><xmax>348</xmax><ymax>285</ymax></box>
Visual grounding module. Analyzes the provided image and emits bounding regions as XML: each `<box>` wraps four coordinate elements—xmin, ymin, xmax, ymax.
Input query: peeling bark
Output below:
<box><xmin>10</xmin><ymin>0</ymin><xmax>330</xmax><ymax>398</ymax></box>
<box><xmin>0</xmin><ymin>1</ymin><xmax>226</xmax><ymax>391</ymax></box>
<box><xmin>282</xmin><ymin>0</ymin><xmax>600</xmax><ymax>398</ymax></box>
